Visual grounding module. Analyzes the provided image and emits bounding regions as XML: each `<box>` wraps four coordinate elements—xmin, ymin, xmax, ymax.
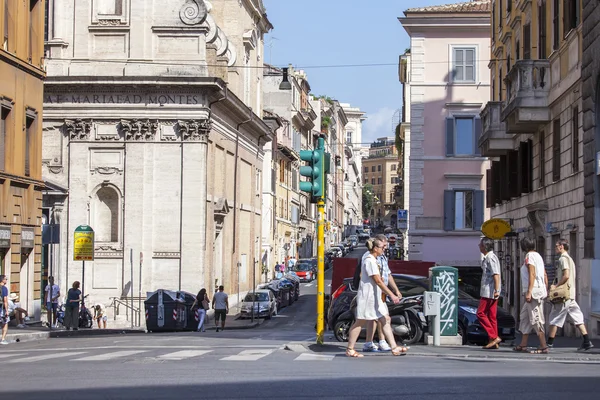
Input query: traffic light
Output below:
<box><xmin>299</xmin><ymin>137</ymin><xmax>329</xmax><ymax>202</ymax></box>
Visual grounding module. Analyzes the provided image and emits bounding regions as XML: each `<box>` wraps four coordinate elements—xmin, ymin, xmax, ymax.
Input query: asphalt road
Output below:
<box><xmin>3</xmin><ymin>245</ymin><xmax>599</xmax><ymax>399</ymax></box>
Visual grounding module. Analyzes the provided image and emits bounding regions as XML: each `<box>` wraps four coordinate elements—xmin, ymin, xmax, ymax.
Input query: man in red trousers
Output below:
<box><xmin>477</xmin><ymin>237</ymin><xmax>502</xmax><ymax>349</ymax></box>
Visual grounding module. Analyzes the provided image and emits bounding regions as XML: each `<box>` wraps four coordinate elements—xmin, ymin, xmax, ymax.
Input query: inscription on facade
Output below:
<box><xmin>45</xmin><ymin>94</ymin><xmax>203</xmax><ymax>106</ymax></box>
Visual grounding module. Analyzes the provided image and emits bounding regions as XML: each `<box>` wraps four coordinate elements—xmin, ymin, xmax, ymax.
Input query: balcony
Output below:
<box><xmin>501</xmin><ymin>60</ymin><xmax>551</xmax><ymax>134</ymax></box>
<box><xmin>479</xmin><ymin>102</ymin><xmax>513</xmax><ymax>156</ymax></box>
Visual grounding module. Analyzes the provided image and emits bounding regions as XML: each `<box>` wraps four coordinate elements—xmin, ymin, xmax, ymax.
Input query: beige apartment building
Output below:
<box><xmin>362</xmin><ymin>137</ymin><xmax>401</xmax><ymax>228</ymax></box>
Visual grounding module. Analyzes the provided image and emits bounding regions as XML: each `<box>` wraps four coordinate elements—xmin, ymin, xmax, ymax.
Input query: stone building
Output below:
<box><xmin>42</xmin><ymin>0</ymin><xmax>272</xmax><ymax>314</ymax></box>
<box><xmin>0</xmin><ymin>0</ymin><xmax>45</xmax><ymax>318</ymax></box>
<box><xmin>582</xmin><ymin>0</ymin><xmax>600</xmax><ymax>336</ymax></box>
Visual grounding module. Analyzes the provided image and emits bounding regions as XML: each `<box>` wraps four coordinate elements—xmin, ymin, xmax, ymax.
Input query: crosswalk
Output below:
<box><xmin>1</xmin><ymin>347</ymin><xmax>340</xmax><ymax>363</ymax></box>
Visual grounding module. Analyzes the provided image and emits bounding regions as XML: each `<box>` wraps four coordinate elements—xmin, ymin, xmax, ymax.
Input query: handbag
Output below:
<box><xmin>202</xmin><ymin>299</ymin><xmax>209</xmax><ymax>310</ymax></box>
<box><xmin>549</xmin><ymin>283</ymin><xmax>570</xmax><ymax>304</ymax></box>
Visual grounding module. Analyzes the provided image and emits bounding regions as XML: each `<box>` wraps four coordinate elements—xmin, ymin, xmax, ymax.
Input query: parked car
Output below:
<box><xmin>298</xmin><ymin>258</ymin><xmax>318</xmax><ymax>275</ymax></box>
<box><xmin>327</xmin><ymin>274</ymin><xmax>516</xmax><ymax>345</ymax></box>
<box><xmin>292</xmin><ymin>262</ymin><xmax>315</xmax><ymax>282</ymax></box>
<box><xmin>335</xmin><ymin>243</ymin><xmax>350</xmax><ymax>255</ymax></box>
<box><xmin>327</xmin><ymin>247</ymin><xmax>343</xmax><ymax>258</ymax></box>
<box><xmin>348</xmin><ymin>235</ymin><xmax>358</xmax><ymax>248</ymax></box>
<box><xmin>357</xmin><ymin>230</ymin><xmax>370</xmax><ymax>241</ymax></box>
<box><xmin>239</xmin><ymin>290</ymin><xmax>277</xmax><ymax>319</ymax></box>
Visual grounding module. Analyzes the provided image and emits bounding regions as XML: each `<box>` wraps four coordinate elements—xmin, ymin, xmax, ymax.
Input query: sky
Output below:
<box><xmin>263</xmin><ymin>0</ymin><xmax>449</xmax><ymax>144</ymax></box>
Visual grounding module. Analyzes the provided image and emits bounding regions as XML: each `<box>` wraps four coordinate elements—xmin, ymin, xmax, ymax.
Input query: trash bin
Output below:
<box><xmin>144</xmin><ymin>289</ymin><xmax>186</xmax><ymax>332</ymax></box>
<box><xmin>178</xmin><ymin>291</ymin><xmax>199</xmax><ymax>331</ymax></box>
<box><xmin>280</xmin><ymin>279</ymin><xmax>295</xmax><ymax>306</ymax></box>
<box><xmin>284</xmin><ymin>274</ymin><xmax>300</xmax><ymax>301</ymax></box>
<box><xmin>273</xmin><ymin>280</ymin><xmax>290</xmax><ymax>308</ymax></box>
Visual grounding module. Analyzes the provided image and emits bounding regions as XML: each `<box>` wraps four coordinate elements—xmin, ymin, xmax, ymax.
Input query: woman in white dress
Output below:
<box><xmin>345</xmin><ymin>237</ymin><xmax>405</xmax><ymax>357</ymax></box>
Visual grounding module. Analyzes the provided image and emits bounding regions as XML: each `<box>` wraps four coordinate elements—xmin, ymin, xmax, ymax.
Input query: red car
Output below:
<box><xmin>292</xmin><ymin>263</ymin><xmax>315</xmax><ymax>282</ymax></box>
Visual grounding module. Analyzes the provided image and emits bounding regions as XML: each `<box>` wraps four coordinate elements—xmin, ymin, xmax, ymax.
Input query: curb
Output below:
<box><xmin>4</xmin><ymin>328</ymin><xmax>145</xmax><ymax>344</ymax></box>
<box><xmin>204</xmin><ymin>321</ymin><xmax>260</xmax><ymax>331</ymax></box>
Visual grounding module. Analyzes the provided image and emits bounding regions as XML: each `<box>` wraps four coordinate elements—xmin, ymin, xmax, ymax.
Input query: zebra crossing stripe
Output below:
<box><xmin>220</xmin><ymin>349</ymin><xmax>274</xmax><ymax>361</ymax></box>
<box><xmin>75</xmin><ymin>350</ymin><xmax>147</xmax><ymax>361</ymax></box>
<box><xmin>9</xmin><ymin>352</ymin><xmax>87</xmax><ymax>363</ymax></box>
<box><xmin>0</xmin><ymin>353</ymin><xmax>24</xmax><ymax>359</ymax></box>
<box><xmin>157</xmin><ymin>350</ymin><xmax>212</xmax><ymax>360</ymax></box>
<box><xmin>294</xmin><ymin>353</ymin><xmax>335</xmax><ymax>361</ymax></box>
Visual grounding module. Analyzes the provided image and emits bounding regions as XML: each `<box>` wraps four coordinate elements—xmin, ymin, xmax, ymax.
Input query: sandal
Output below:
<box><xmin>482</xmin><ymin>343</ymin><xmax>499</xmax><ymax>350</ymax></box>
<box><xmin>483</xmin><ymin>337</ymin><xmax>502</xmax><ymax>349</ymax></box>
<box><xmin>391</xmin><ymin>347</ymin><xmax>408</xmax><ymax>356</ymax></box>
<box><xmin>345</xmin><ymin>348</ymin><xmax>364</xmax><ymax>358</ymax></box>
<box><xmin>530</xmin><ymin>347</ymin><xmax>549</xmax><ymax>354</ymax></box>
<box><xmin>512</xmin><ymin>345</ymin><xmax>528</xmax><ymax>352</ymax></box>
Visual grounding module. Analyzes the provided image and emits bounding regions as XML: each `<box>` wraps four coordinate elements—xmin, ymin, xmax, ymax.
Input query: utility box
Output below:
<box><xmin>423</xmin><ymin>291</ymin><xmax>440</xmax><ymax>316</ymax></box>
<box><xmin>429</xmin><ymin>266</ymin><xmax>459</xmax><ymax>336</ymax></box>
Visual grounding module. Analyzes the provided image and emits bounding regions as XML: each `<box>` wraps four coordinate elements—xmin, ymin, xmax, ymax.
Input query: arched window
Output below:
<box><xmin>94</xmin><ymin>186</ymin><xmax>119</xmax><ymax>242</ymax></box>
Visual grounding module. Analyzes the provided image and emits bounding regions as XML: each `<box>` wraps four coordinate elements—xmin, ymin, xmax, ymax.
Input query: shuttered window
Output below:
<box><xmin>0</xmin><ymin>107</ymin><xmax>7</xmax><ymax>171</ymax></box>
<box><xmin>553</xmin><ymin>0</ymin><xmax>560</xmax><ymax>50</ymax></box>
<box><xmin>564</xmin><ymin>0</ymin><xmax>579</xmax><ymax>37</ymax></box>
<box><xmin>539</xmin><ymin>2</ymin><xmax>547</xmax><ymax>58</ymax></box>
<box><xmin>444</xmin><ymin>190</ymin><xmax>484</xmax><ymax>231</ymax></box>
<box><xmin>486</xmin><ymin>169</ymin><xmax>493</xmax><ymax>208</ymax></box>
<box><xmin>572</xmin><ymin>107</ymin><xmax>579</xmax><ymax>172</ymax></box>
<box><xmin>553</xmin><ymin>118</ymin><xmax>561</xmax><ymax>182</ymax></box>
<box><xmin>523</xmin><ymin>23</ymin><xmax>531</xmax><ymax>60</ymax></box>
<box><xmin>507</xmin><ymin>150</ymin><xmax>519</xmax><ymax>199</ymax></box>
<box><xmin>539</xmin><ymin>132</ymin><xmax>546</xmax><ymax>187</ymax></box>
<box><xmin>518</xmin><ymin>140</ymin><xmax>533</xmax><ymax>194</ymax></box>
<box><xmin>445</xmin><ymin>116</ymin><xmax>482</xmax><ymax>157</ymax></box>
<box><xmin>452</xmin><ymin>48</ymin><xmax>476</xmax><ymax>82</ymax></box>
<box><xmin>25</xmin><ymin>116</ymin><xmax>35</xmax><ymax>177</ymax></box>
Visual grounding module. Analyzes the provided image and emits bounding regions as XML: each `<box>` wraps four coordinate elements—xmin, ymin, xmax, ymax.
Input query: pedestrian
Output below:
<box><xmin>92</xmin><ymin>303</ymin><xmax>107</xmax><ymax>329</ymax></box>
<box><xmin>44</xmin><ymin>276</ymin><xmax>60</xmax><ymax>328</ymax></box>
<box><xmin>345</xmin><ymin>237</ymin><xmax>405</xmax><ymax>357</ymax></box>
<box><xmin>212</xmin><ymin>285</ymin><xmax>228</xmax><ymax>332</ymax></box>
<box><xmin>192</xmin><ymin>288</ymin><xmax>210</xmax><ymax>332</ymax></box>
<box><xmin>8</xmin><ymin>293</ymin><xmax>29</xmax><ymax>328</ymax></box>
<box><xmin>363</xmin><ymin>234</ymin><xmax>404</xmax><ymax>353</ymax></box>
<box><xmin>513</xmin><ymin>237</ymin><xmax>549</xmax><ymax>354</ymax></box>
<box><xmin>64</xmin><ymin>281</ymin><xmax>82</xmax><ymax>331</ymax></box>
<box><xmin>0</xmin><ymin>275</ymin><xmax>9</xmax><ymax>345</ymax></box>
<box><xmin>547</xmin><ymin>239</ymin><xmax>594</xmax><ymax>351</ymax></box>
<box><xmin>477</xmin><ymin>237</ymin><xmax>502</xmax><ymax>350</ymax></box>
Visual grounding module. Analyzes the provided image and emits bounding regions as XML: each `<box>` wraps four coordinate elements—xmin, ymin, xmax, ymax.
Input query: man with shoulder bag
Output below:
<box><xmin>547</xmin><ymin>239</ymin><xmax>593</xmax><ymax>351</ymax></box>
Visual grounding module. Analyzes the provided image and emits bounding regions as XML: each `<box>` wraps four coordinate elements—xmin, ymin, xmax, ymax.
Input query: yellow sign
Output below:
<box><xmin>74</xmin><ymin>227</ymin><xmax>95</xmax><ymax>261</ymax></box>
<box><xmin>481</xmin><ymin>218</ymin><xmax>512</xmax><ymax>240</ymax></box>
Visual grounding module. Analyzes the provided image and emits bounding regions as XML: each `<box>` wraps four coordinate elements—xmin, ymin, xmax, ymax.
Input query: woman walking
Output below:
<box><xmin>192</xmin><ymin>288</ymin><xmax>210</xmax><ymax>332</ymax></box>
<box><xmin>345</xmin><ymin>237</ymin><xmax>406</xmax><ymax>358</ymax></box>
<box><xmin>64</xmin><ymin>281</ymin><xmax>81</xmax><ymax>331</ymax></box>
<box><xmin>513</xmin><ymin>237</ymin><xmax>549</xmax><ymax>354</ymax></box>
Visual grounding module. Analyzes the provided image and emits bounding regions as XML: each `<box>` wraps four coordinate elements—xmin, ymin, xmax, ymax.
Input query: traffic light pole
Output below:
<box><xmin>316</xmin><ymin>197</ymin><xmax>326</xmax><ymax>345</ymax></box>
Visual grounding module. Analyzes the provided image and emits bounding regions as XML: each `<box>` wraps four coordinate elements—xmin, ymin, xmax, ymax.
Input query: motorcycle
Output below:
<box><xmin>333</xmin><ymin>295</ymin><xmax>427</xmax><ymax>345</ymax></box>
<box><xmin>79</xmin><ymin>295</ymin><xmax>93</xmax><ymax>329</ymax></box>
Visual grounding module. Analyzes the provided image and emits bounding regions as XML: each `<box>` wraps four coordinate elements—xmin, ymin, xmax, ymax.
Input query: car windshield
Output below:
<box><xmin>299</xmin><ymin>259</ymin><xmax>317</xmax><ymax>266</ymax></box>
<box><xmin>294</xmin><ymin>264</ymin><xmax>312</xmax><ymax>271</ymax></box>
<box><xmin>244</xmin><ymin>293</ymin><xmax>269</xmax><ymax>302</ymax></box>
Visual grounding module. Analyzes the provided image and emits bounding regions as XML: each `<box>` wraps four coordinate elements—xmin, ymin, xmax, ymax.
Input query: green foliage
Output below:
<box><xmin>321</xmin><ymin>115</ymin><xmax>332</xmax><ymax>129</ymax></box>
<box><xmin>362</xmin><ymin>184</ymin><xmax>374</xmax><ymax>218</ymax></box>
<box><xmin>316</xmin><ymin>95</ymin><xmax>334</xmax><ymax>105</ymax></box>
<box><xmin>395</xmin><ymin>123</ymin><xmax>403</xmax><ymax>155</ymax></box>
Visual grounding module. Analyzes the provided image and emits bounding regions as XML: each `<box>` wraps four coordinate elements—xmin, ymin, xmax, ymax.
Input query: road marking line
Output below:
<box><xmin>294</xmin><ymin>353</ymin><xmax>335</xmax><ymax>361</ymax></box>
<box><xmin>9</xmin><ymin>352</ymin><xmax>87</xmax><ymax>363</ymax></box>
<box><xmin>221</xmin><ymin>349</ymin><xmax>274</xmax><ymax>361</ymax></box>
<box><xmin>75</xmin><ymin>350</ymin><xmax>147</xmax><ymax>361</ymax></box>
<box><xmin>0</xmin><ymin>353</ymin><xmax>24</xmax><ymax>359</ymax></box>
<box><xmin>157</xmin><ymin>350</ymin><xmax>212</xmax><ymax>360</ymax></box>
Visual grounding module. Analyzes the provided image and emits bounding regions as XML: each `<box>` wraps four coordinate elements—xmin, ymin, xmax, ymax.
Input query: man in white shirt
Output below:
<box><xmin>8</xmin><ymin>293</ymin><xmax>28</xmax><ymax>328</ymax></box>
<box><xmin>44</xmin><ymin>276</ymin><xmax>60</xmax><ymax>328</ymax></box>
<box><xmin>212</xmin><ymin>286</ymin><xmax>229</xmax><ymax>332</ymax></box>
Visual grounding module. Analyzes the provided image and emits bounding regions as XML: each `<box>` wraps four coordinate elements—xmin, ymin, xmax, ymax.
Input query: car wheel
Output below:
<box><xmin>333</xmin><ymin>319</ymin><xmax>352</xmax><ymax>342</ymax></box>
<box><xmin>266</xmin><ymin>310</ymin><xmax>271</xmax><ymax>320</ymax></box>
<box><xmin>458</xmin><ymin>322</ymin><xmax>467</xmax><ymax>345</ymax></box>
<box><xmin>402</xmin><ymin>315</ymin><xmax>423</xmax><ymax>345</ymax></box>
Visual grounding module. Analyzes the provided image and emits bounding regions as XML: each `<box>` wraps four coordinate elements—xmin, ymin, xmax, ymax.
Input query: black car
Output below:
<box><xmin>327</xmin><ymin>274</ymin><xmax>516</xmax><ymax>345</ymax></box>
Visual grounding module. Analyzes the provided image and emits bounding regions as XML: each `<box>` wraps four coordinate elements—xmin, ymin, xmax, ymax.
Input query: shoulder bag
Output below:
<box><xmin>549</xmin><ymin>283</ymin><xmax>570</xmax><ymax>304</ymax></box>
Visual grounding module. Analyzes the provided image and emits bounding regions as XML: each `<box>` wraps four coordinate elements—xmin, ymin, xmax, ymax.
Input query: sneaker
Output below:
<box><xmin>547</xmin><ymin>344</ymin><xmax>554</xmax><ymax>349</ymax></box>
<box><xmin>16</xmin><ymin>324</ymin><xmax>26</xmax><ymax>329</ymax></box>
<box><xmin>578</xmin><ymin>341</ymin><xmax>594</xmax><ymax>351</ymax></box>
<box><xmin>24</xmin><ymin>316</ymin><xmax>30</xmax><ymax>321</ymax></box>
<box><xmin>362</xmin><ymin>342</ymin><xmax>379</xmax><ymax>352</ymax></box>
<box><xmin>216</xmin><ymin>327</ymin><xmax>219</xmax><ymax>332</ymax></box>
<box><xmin>0</xmin><ymin>340</ymin><xmax>8</xmax><ymax>345</ymax></box>
<box><xmin>378</xmin><ymin>340</ymin><xmax>392</xmax><ymax>352</ymax></box>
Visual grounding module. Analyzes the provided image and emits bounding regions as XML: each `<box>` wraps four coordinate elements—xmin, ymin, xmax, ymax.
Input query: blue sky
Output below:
<box><xmin>263</xmin><ymin>0</ymin><xmax>448</xmax><ymax>144</ymax></box>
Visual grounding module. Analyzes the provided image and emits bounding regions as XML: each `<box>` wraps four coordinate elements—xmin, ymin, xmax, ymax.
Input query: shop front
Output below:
<box><xmin>20</xmin><ymin>227</ymin><xmax>36</xmax><ymax>315</ymax></box>
<box><xmin>0</xmin><ymin>226</ymin><xmax>10</xmax><ymax>276</ymax></box>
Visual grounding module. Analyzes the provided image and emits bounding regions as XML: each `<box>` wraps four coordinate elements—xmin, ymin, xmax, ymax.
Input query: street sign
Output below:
<box><xmin>73</xmin><ymin>225</ymin><xmax>95</xmax><ymax>261</ymax></box>
<box><xmin>397</xmin><ymin>209</ymin><xmax>408</xmax><ymax>221</ymax></box>
<box><xmin>481</xmin><ymin>218</ymin><xmax>511</xmax><ymax>240</ymax></box>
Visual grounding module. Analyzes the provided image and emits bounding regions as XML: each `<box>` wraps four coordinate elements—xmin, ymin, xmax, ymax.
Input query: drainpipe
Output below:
<box><xmin>233</xmin><ymin>112</ymin><xmax>253</xmax><ymax>303</ymax></box>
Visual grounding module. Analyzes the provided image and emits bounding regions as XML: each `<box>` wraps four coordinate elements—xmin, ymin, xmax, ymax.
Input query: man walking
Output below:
<box><xmin>547</xmin><ymin>239</ymin><xmax>594</xmax><ymax>351</ymax></box>
<box><xmin>477</xmin><ymin>237</ymin><xmax>502</xmax><ymax>349</ymax></box>
<box><xmin>44</xmin><ymin>276</ymin><xmax>60</xmax><ymax>328</ymax></box>
<box><xmin>212</xmin><ymin>285</ymin><xmax>229</xmax><ymax>332</ymax></box>
<box><xmin>0</xmin><ymin>275</ymin><xmax>9</xmax><ymax>345</ymax></box>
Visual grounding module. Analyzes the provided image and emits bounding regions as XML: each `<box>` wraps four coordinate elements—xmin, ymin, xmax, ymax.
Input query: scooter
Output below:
<box><xmin>333</xmin><ymin>295</ymin><xmax>427</xmax><ymax>345</ymax></box>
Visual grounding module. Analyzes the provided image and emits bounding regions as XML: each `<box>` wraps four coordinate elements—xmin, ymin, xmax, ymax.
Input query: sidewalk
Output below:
<box><xmin>203</xmin><ymin>306</ymin><xmax>264</xmax><ymax>331</ymax></box>
<box><xmin>290</xmin><ymin>336</ymin><xmax>600</xmax><ymax>363</ymax></box>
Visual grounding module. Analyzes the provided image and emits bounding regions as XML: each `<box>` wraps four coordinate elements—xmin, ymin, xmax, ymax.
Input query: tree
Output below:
<box><xmin>362</xmin><ymin>184</ymin><xmax>374</xmax><ymax>219</ymax></box>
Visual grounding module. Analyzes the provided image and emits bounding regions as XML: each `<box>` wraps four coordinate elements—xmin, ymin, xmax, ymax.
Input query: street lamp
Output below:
<box><xmin>279</xmin><ymin>67</ymin><xmax>292</xmax><ymax>90</ymax></box>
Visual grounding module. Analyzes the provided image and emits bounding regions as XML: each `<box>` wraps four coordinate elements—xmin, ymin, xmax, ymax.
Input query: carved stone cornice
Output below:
<box><xmin>179</xmin><ymin>0</ymin><xmax>208</xmax><ymax>25</ymax></box>
<box><xmin>120</xmin><ymin>119</ymin><xmax>158</xmax><ymax>141</ymax></box>
<box><xmin>177</xmin><ymin>119</ymin><xmax>211</xmax><ymax>142</ymax></box>
<box><xmin>65</xmin><ymin>119</ymin><xmax>92</xmax><ymax>140</ymax></box>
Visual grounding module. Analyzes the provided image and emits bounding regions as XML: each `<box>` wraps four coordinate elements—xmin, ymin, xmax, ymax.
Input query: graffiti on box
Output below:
<box><xmin>433</xmin><ymin>270</ymin><xmax>457</xmax><ymax>335</ymax></box>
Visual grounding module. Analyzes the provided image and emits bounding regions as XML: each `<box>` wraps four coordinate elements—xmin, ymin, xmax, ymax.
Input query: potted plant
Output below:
<box><xmin>321</xmin><ymin>116</ymin><xmax>331</xmax><ymax>133</ymax></box>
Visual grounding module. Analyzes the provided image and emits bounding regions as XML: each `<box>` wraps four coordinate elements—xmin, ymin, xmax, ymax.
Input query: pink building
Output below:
<box><xmin>399</xmin><ymin>1</ymin><xmax>491</xmax><ymax>274</ymax></box>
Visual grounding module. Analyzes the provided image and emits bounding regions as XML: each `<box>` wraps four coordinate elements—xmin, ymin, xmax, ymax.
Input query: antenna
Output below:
<box><xmin>267</xmin><ymin>37</ymin><xmax>279</xmax><ymax>66</ymax></box>
<box><xmin>392</xmin><ymin>108</ymin><xmax>401</xmax><ymax>135</ymax></box>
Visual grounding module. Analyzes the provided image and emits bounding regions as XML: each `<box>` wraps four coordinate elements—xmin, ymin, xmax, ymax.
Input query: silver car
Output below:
<box><xmin>239</xmin><ymin>290</ymin><xmax>277</xmax><ymax>319</ymax></box>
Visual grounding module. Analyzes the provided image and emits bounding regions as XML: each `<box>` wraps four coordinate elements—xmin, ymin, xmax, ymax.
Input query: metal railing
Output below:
<box><xmin>109</xmin><ymin>296</ymin><xmax>143</xmax><ymax>327</ymax></box>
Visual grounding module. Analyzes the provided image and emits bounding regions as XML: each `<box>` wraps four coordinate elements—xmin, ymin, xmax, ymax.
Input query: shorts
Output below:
<box><xmin>214</xmin><ymin>309</ymin><xmax>227</xmax><ymax>322</ymax></box>
<box><xmin>46</xmin><ymin>302</ymin><xmax>58</xmax><ymax>312</ymax></box>
<box><xmin>549</xmin><ymin>299</ymin><xmax>585</xmax><ymax>328</ymax></box>
<box><xmin>519</xmin><ymin>296</ymin><xmax>545</xmax><ymax>334</ymax></box>
<box><xmin>96</xmin><ymin>315</ymin><xmax>108</xmax><ymax>322</ymax></box>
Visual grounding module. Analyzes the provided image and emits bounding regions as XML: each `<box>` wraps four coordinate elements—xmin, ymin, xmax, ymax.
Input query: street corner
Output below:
<box><xmin>282</xmin><ymin>342</ymin><xmax>310</xmax><ymax>353</ymax></box>
<box><xmin>302</xmin><ymin>342</ymin><xmax>347</xmax><ymax>354</ymax></box>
